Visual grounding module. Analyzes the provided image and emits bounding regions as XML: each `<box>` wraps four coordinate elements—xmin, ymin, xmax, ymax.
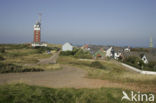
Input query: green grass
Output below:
<box><xmin>0</xmin><ymin>44</ymin><xmax>62</xmax><ymax>73</ymax></box>
<box><xmin>27</xmin><ymin>64</ymin><xmax>62</xmax><ymax>71</ymax></box>
<box><xmin>0</xmin><ymin>62</ymin><xmax>44</xmax><ymax>73</ymax></box>
<box><xmin>2</xmin><ymin>47</ymin><xmax>52</xmax><ymax>64</ymax></box>
<box><xmin>57</xmin><ymin>56</ymin><xmax>156</xmax><ymax>85</ymax></box>
<box><xmin>0</xmin><ymin>83</ymin><xmax>154</xmax><ymax>103</ymax></box>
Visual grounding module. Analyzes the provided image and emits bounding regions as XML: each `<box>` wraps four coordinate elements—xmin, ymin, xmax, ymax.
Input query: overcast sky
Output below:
<box><xmin>0</xmin><ymin>0</ymin><xmax>156</xmax><ymax>47</ymax></box>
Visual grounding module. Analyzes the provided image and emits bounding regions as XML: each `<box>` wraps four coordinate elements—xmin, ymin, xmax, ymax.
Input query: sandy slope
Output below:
<box><xmin>0</xmin><ymin>65</ymin><xmax>155</xmax><ymax>93</ymax></box>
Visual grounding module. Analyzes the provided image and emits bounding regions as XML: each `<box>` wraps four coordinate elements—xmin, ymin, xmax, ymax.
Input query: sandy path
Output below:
<box><xmin>0</xmin><ymin>65</ymin><xmax>156</xmax><ymax>93</ymax></box>
<box><xmin>37</xmin><ymin>52</ymin><xmax>59</xmax><ymax>64</ymax></box>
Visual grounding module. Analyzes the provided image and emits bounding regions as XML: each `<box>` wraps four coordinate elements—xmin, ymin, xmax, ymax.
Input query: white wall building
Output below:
<box><xmin>62</xmin><ymin>42</ymin><xmax>73</xmax><ymax>51</ymax></box>
<box><xmin>31</xmin><ymin>42</ymin><xmax>47</xmax><ymax>47</ymax></box>
<box><xmin>142</xmin><ymin>55</ymin><xmax>148</xmax><ymax>64</ymax></box>
<box><xmin>106</xmin><ymin>47</ymin><xmax>113</xmax><ymax>57</ymax></box>
<box><xmin>124</xmin><ymin>48</ymin><xmax>130</xmax><ymax>52</ymax></box>
<box><xmin>114</xmin><ymin>52</ymin><xmax>121</xmax><ymax>60</ymax></box>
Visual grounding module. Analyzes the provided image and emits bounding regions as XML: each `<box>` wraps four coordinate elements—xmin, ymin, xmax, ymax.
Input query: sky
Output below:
<box><xmin>0</xmin><ymin>0</ymin><xmax>156</xmax><ymax>47</ymax></box>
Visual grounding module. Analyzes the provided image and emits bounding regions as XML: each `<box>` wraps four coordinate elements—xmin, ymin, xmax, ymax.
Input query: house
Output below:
<box><xmin>141</xmin><ymin>55</ymin><xmax>148</xmax><ymax>64</ymax></box>
<box><xmin>106</xmin><ymin>47</ymin><xmax>113</xmax><ymax>57</ymax></box>
<box><xmin>124</xmin><ymin>47</ymin><xmax>130</xmax><ymax>52</ymax></box>
<box><xmin>81</xmin><ymin>44</ymin><xmax>90</xmax><ymax>51</ymax></box>
<box><xmin>62</xmin><ymin>42</ymin><xmax>73</xmax><ymax>51</ymax></box>
<box><xmin>114</xmin><ymin>52</ymin><xmax>122</xmax><ymax>60</ymax></box>
<box><xmin>94</xmin><ymin>48</ymin><xmax>105</xmax><ymax>59</ymax></box>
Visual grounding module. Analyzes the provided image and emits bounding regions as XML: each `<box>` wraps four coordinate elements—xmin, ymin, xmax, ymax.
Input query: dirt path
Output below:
<box><xmin>24</xmin><ymin>52</ymin><xmax>60</xmax><ymax>67</ymax></box>
<box><xmin>0</xmin><ymin>65</ymin><xmax>155</xmax><ymax>93</ymax></box>
<box><xmin>37</xmin><ymin>52</ymin><xmax>59</xmax><ymax>64</ymax></box>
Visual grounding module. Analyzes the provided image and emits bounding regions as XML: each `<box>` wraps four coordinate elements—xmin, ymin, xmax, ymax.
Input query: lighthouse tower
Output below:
<box><xmin>32</xmin><ymin>14</ymin><xmax>47</xmax><ymax>47</ymax></box>
<box><xmin>34</xmin><ymin>21</ymin><xmax>41</xmax><ymax>43</ymax></box>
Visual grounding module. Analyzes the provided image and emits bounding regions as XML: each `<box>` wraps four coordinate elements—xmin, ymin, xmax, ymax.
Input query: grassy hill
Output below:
<box><xmin>0</xmin><ymin>83</ymin><xmax>155</xmax><ymax>103</ymax></box>
<box><xmin>0</xmin><ymin>44</ymin><xmax>61</xmax><ymax>73</ymax></box>
<box><xmin>57</xmin><ymin>56</ymin><xmax>156</xmax><ymax>88</ymax></box>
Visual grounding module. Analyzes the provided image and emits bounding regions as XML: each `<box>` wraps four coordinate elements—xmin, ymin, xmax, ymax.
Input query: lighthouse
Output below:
<box><xmin>32</xmin><ymin>14</ymin><xmax>47</xmax><ymax>47</ymax></box>
<box><xmin>34</xmin><ymin>21</ymin><xmax>41</xmax><ymax>43</ymax></box>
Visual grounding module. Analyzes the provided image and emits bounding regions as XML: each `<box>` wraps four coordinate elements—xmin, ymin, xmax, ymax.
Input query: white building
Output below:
<box><xmin>106</xmin><ymin>47</ymin><xmax>113</xmax><ymax>57</ymax></box>
<box><xmin>124</xmin><ymin>48</ymin><xmax>130</xmax><ymax>52</ymax></box>
<box><xmin>31</xmin><ymin>42</ymin><xmax>47</xmax><ymax>47</ymax></box>
<box><xmin>114</xmin><ymin>52</ymin><xmax>121</xmax><ymax>60</ymax></box>
<box><xmin>141</xmin><ymin>55</ymin><xmax>148</xmax><ymax>64</ymax></box>
<box><xmin>62</xmin><ymin>42</ymin><xmax>73</xmax><ymax>51</ymax></box>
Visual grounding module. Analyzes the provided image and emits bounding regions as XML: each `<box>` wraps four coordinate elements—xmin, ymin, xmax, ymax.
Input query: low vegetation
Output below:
<box><xmin>60</xmin><ymin>48</ymin><xmax>92</xmax><ymax>59</ymax></box>
<box><xmin>74</xmin><ymin>49</ymin><xmax>92</xmax><ymax>59</ymax></box>
<box><xmin>0</xmin><ymin>55</ymin><xmax>5</xmax><ymax>61</ymax></box>
<box><xmin>131</xmin><ymin>48</ymin><xmax>150</xmax><ymax>53</ymax></box>
<box><xmin>123</xmin><ymin>56</ymin><xmax>156</xmax><ymax>71</ymax></box>
<box><xmin>34</xmin><ymin>46</ymin><xmax>60</xmax><ymax>53</ymax></box>
<box><xmin>57</xmin><ymin>56</ymin><xmax>156</xmax><ymax>85</ymax></box>
<box><xmin>0</xmin><ymin>83</ymin><xmax>153</xmax><ymax>103</ymax></box>
<box><xmin>90</xmin><ymin>61</ymin><xmax>105</xmax><ymax>69</ymax></box>
<box><xmin>28</xmin><ymin>64</ymin><xmax>62</xmax><ymax>71</ymax></box>
<box><xmin>0</xmin><ymin>62</ymin><xmax>44</xmax><ymax>73</ymax></box>
<box><xmin>0</xmin><ymin>44</ymin><xmax>61</xmax><ymax>73</ymax></box>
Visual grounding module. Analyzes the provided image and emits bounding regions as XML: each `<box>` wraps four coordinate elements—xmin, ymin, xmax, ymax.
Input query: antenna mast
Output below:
<box><xmin>38</xmin><ymin>13</ymin><xmax>42</xmax><ymax>24</ymax></box>
<box><xmin>149</xmin><ymin>37</ymin><xmax>153</xmax><ymax>48</ymax></box>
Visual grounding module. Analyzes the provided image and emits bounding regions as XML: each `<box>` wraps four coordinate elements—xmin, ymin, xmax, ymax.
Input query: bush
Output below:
<box><xmin>74</xmin><ymin>49</ymin><xmax>92</xmax><ymax>59</ymax></box>
<box><xmin>0</xmin><ymin>55</ymin><xmax>4</xmax><ymax>61</ymax></box>
<box><xmin>124</xmin><ymin>56</ymin><xmax>140</xmax><ymax>65</ymax></box>
<box><xmin>60</xmin><ymin>48</ymin><xmax>79</xmax><ymax>56</ymax></box>
<box><xmin>34</xmin><ymin>47</ymin><xmax>53</xmax><ymax>53</ymax></box>
<box><xmin>2</xmin><ymin>44</ymin><xmax>30</xmax><ymax>50</ymax></box>
<box><xmin>90</xmin><ymin>61</ymin><xmax>105</xmax><ymax>69</ymax></box>
<box><xmin>0</xmin><ymin>84</ymin><xmax>127</xmax><ymax>103</ymax></box>
<box><xmin>147</xmin><ymin>61</ymin><xmax>156</xmax><ymax>68</ymax></box>
<box><xmin>131</xmin><ymin>48</ymin><xmax>149</xmax><ymax>52</ymax></box>
<box><xmin>0</xmin><ymin>47</ymin><xmax>5</xmax><ymax>53</ymax></box>
<box><xmin>51</xmin><ymin>47</ymin><xmax>60</xmax><ymax>51</ymax></box>
<box><xmin>144</xmin><ymin>61</ymin><xmax>156</xmax><ymax>71</ymax></box>
<box><xmin>60</xmin><ymin>51</ymin><xmax>74</xmax><ymax>56</ymax></box>
<box><xmin>123</xmin><ymin>56</ymin><xmax>142</xmax><ymax>69</ymax></box>
<box><xmin>124</xmin><ymin>56</ymin><xmax>156</xmax><ymax>71</ymax></box>
<box><xmin>60</xmin><ymin>48</ymin><xmax>92</xmax><ymax>59</ymax></box>
<box><xmin>0</xmin><ymin>62</ymin><xmax>44</xmax><ymax>73</ymax></box>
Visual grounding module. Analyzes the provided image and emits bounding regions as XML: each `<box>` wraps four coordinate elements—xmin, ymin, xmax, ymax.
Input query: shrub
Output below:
<box><xmin>0</xmin><ymin>84</ymin><xmax>127</xmax><ymax>103</ymax></box>
<box><xmin>138</xmin><ymin>60</ymin><xmax>145</xmax><ymax>70</ymax></box>
<box><xmin>3</xmin><ymin>44</ymin><xmax>30</xmax><ymax>50</ymax></box>
<box><xmin>74</xmin><ymin>49</ymin><xmax>92</xmax><ymax>59</ymax></box>
<box><xmin>0</xmin><ymin>47</ymin><xmax>5</xmax><ymax>53</ymax></box>
<box><xmin>124</xmin><ymin>56</ymin><xmax>140</xmax><ymax>65</ymax></box>
<box><xmin>124</xmin><ymin>56</ymin><xmax>156</xmax><ymax>71</ymax></box>
<box><xmin>0</xmin><ymin>62</ymin><xmax>44</xmax><ymax>73</ymax></box>
<box><xmin>51</xmin><ymin>47</ymin><xmax>60</xmax><ymax>51</ymax></box>
<box><xmin>147</xmin><ymin>61</ymin><xmax>156</xmax><ymax>68</ymax></box>
<box><xmin>131</xmin><ymin>48</ymin><xmax>149</xmax><ymax>52</ymax></box>
<box><xmin>0</xmin><ymin>55</ymin><xmax>4</xmax><ymax>61</ymax></box>
<box><xmin>90</xmin><ymin>61</ymin><xmax>105</xmax><ymax>69</ymax></box>
<box><xmin>34</xmin><ymin>47</ymin><xmax>53</xmax><ymax>53</ymax></box>
<box><xmin>60</xmin><ymin>51</ymin><xmax>74</xmax><ymax>56</ymax></box>
<box><xmin>145</xmin><ymin>61</ymin><xmax>156</xmax><ymax>71</ymax></box>
<box><xmin>60</xmin><ymin>48</ymin><xmax>79</xmax><ymax>56</ymax></box>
